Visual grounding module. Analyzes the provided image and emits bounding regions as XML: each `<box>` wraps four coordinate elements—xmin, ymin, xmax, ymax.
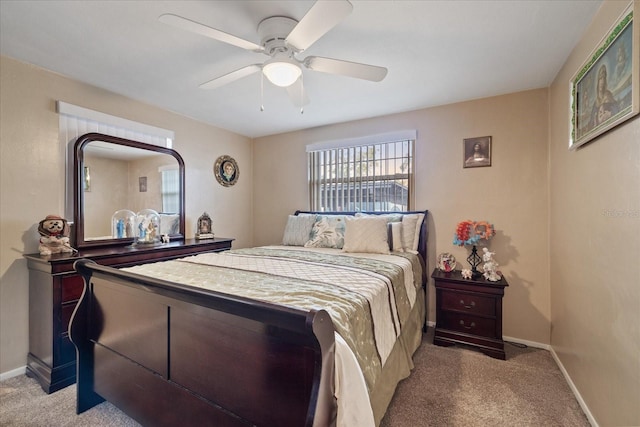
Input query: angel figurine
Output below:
<box><xmin>482</xmin><ymin>247</ymin><xmax>501</xmax><ymax>281</ymax></box>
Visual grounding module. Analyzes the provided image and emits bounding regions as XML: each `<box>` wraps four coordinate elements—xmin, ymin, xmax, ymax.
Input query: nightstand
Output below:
<box><xmin>431</xmin><ymin>269</ymin><xmax>508</xmax><ymax>360</ymax></box>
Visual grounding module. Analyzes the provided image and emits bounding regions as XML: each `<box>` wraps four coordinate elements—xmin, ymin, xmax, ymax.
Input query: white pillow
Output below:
<box><xmin>159</xmin><ymin>214</ymin><xmax>180</xmax><ymax>235</ymax></box>
<box><xmin>388</xmin><ymin>221</ymin><xmax>405</xmax><ymax>252</ymax></box>
<box><xmin>401</xmin><ymin>213</ymin><xmax>425</xmax><ymax>253</ymax></box>
<box><xmin>282</xmin><ymin>214</ymin><xmax>317</xmax><ymax>246</ymax></box>
<box><xmin>355</xmin><ymin>212</ymin><xmax>404</xmax><ymax>223</ymax></box>
<box><xmin>342</xmin><ymin>217</ymin><xmax>389</xmax><ymax>254</ymax></box>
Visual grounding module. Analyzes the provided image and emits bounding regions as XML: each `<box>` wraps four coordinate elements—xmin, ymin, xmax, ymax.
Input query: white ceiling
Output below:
<box><xmin>0</xmin><ymin>0</ymin><xmax>602</xmax><ymax>138</ymax></box>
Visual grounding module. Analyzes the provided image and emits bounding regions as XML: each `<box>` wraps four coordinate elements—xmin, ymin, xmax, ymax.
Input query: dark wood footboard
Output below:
<box><xmin>70</xmin><ymin>259</ymin><xmax>337</xmax><ymax>427</ymax></box>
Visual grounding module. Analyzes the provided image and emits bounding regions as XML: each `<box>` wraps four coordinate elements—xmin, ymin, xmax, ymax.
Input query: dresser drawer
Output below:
<box><xmin>441</xmin><ymin>291</ymin><xmax>495</xmax><ymax>316</ymax></box>
<box><xmin>61</xmin><ymin>275</ymin><xmax>84</xmax><ymax>302</ymax></box>
<box><xmin>440</xmin><ymin>312</ymin><xmax>497</xmax><ymax>338</ymax></box>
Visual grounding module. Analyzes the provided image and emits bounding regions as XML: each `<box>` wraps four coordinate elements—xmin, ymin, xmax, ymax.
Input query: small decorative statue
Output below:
<box><xmin>482</xmin><ymin>247</ymin><xmax>501</xmax><ymax>282</ymax></box>
<box><xmin>461</xmin><ymin>269</ymin><xmax>473</xmax><ymax>279</ymax></box>
<box><xmin>38</xmin><ymin>214</ymin><xmax>76</xmax><ymax>256</ymax></box>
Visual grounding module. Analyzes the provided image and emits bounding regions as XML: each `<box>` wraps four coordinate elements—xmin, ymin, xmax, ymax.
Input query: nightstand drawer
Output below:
<box><xmin>441</xmin><ymin>291</ymin><xmax>495</xmax><ymax>316</ymax></box>
<box><xmin>440</xmin><ymin>312</ymin><xmax>496</xmax><ymax>337</ymax></box>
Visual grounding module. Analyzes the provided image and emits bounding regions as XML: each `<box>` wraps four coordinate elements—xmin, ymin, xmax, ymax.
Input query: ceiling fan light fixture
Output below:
<box><xmin>263</xmin><ymin>58</ymin><xmax>302</xmax><ymax>87</ymax></box>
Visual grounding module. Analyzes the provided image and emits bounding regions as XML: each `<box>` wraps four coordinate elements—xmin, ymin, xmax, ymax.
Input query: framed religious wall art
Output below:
<box><xmin>214</xmin><ymin>155</ymin><xmax>239</xmax><ymax>187</ymax></box>
<box><xmin>570</xmin><ymin>1</ymin><xmax>639</xmax><ymax>150</ymax></box>
<box><xmin>463</xmin><ymin>136</ymin><xmax>492</xmax><ymax>168</ymax></box>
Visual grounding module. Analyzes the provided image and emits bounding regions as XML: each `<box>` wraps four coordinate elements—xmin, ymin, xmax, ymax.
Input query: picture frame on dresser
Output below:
<box><xmin>570</xmin><ymin>1</ymin><xmax>639</xmax><ymax>149</ymax></box>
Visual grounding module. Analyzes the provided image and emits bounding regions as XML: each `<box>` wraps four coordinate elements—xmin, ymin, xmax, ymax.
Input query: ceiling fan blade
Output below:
<box><xmin>285</xmin><ymin>0</ymin><xmax>353</xmax><ymax>52</ymax></box>
<box><xmin>199</xmin><ymin>64</ymin><xmax>262</xmax><ymax>90</ymax></box>
<box><xmin>159</xmin><ymin>14</ymin><xmax>263</xmax><ymax>52</ymax></box>
<box><xmin>304</xmin><ymin>56</ymin><xmax>387</xmax><ymax>82</ymax></box>
<box><xmin>286</xmin><ymin>78</ymin><xmax>311</xmax><ymax>107</ymax></box>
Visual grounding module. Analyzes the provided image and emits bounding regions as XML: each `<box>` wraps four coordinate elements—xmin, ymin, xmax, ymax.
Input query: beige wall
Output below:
<box><xmin>0</xmin><ymin>56</ymin><xmax>253</xmax><ymax>374</ymax></box>
<box><xmin>2</xmin><ymin>3</ymin><xmax>638</xmax><ymax>423</ymax></box>
<box><xmin>548</xmin><ymin>1</ymin><xmax>640</xmax><ymax>426</ymax></box>
<box><xmin>254</xmin><ymin>88</ymin><xmax>551</xmax><ymax>345</ymax></box>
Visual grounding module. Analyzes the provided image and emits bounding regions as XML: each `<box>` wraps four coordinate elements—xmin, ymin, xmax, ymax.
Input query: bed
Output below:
<box><xmin>69</xmin><ymin>210</ymin><xmax>428</xmax><ymax>427</ymax></box>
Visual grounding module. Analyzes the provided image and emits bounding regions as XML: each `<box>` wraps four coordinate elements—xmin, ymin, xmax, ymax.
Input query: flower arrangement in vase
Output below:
<box><xmin>453</xmin><ymin>220</ymin><xmax>495</xmax><ymax>279</ymax></box>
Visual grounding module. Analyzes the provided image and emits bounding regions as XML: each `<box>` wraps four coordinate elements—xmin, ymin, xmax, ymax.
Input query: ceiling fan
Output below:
<box><xmin>159</xmin><ymin>0</ymin><xmax>387</xmax><ymax>107</ymax></box>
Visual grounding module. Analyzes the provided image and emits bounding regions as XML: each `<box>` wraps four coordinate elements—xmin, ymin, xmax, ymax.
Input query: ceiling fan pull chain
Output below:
<box><xmin>260</xmin><ymin>72</ymin><xmax>265</xmax><ymax>112</ymax></box>
<box><xmin>300</xmin><ymin>74</ymin><xmax>304</xmax><ymax>115</ymax></box>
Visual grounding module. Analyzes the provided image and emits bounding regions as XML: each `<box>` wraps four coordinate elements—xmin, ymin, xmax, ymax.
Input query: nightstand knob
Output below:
<box><xmin>460</xmin><ymin>300</ymin><xmax>475</xmax><ymax>309</ymax></box>
<box><xmin>459</xmin><ymin>320</ymin><xmax>475</xmax><ymax>329</ymax></box>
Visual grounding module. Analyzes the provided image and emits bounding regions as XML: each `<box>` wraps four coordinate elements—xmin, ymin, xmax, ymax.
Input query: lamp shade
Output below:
<box><xmin>263</xmin><ymin>58</ymin><xmax>302</xmax><ymax>87</ymax></box>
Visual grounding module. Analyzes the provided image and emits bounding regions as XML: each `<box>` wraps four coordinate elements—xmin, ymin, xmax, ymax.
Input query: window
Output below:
<box><xmin>161</xmin><ymin>168</ymin><xmax>180</xmax><ymax>213</ymax></box>
<box><xmin>308</xmin><ymin>133</ymin><xmax>415</xmax><ymax>212</ymax></box>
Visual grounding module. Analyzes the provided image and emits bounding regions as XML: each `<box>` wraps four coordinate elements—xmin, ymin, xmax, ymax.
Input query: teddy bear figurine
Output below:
<box><xmin>38</xmin><ymin>214</ymin><xmax>76</xmax><ymax>256</ymax></box>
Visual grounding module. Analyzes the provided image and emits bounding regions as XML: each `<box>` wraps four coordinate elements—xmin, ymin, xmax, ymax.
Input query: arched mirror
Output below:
<box><xmin>73</xmin><ymin>133</ymin><xmax>185</xmax><ymax>249</ymax></box>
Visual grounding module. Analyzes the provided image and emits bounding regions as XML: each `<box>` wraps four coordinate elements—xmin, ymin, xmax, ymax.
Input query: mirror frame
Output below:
<box><xmin>73</xmin><ymin>132</ymin><xmax>185</xmax><ymax>249</ymax></box>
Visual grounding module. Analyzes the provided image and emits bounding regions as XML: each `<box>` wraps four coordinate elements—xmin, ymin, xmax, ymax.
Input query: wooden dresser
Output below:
<box><xmin>431</xmin><ymin>269</ymin><xmax>508</xmax><ymax>360</ymax></box>
<box><xmin>24</xmin><ymin>237</ymin><xmax>234</xmax><ymax>393</ymax></box>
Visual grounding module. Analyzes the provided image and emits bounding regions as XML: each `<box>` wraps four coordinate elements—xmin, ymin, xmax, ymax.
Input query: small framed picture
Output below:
<box><xmin>139</xmin><ymin>176</ymin><xmax>147</xmax><ymax>192</ymax></box>
<box><xmin>463</xmin><ymin>136</ymin><xmax>492</xmax><ymax>168</ymax></box>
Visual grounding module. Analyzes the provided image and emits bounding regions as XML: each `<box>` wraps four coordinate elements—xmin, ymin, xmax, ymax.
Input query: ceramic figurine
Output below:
<box><xmin>482</xmin><ymin>247</ymin><xmax>501</xmax><ymax>281</ymax></box>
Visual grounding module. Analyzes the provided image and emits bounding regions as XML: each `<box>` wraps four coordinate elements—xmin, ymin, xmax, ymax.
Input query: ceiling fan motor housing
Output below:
<box><xmin>258</xmin><ymin>16</ymin><xmax>299</xmax><ymax>57</ymax></box>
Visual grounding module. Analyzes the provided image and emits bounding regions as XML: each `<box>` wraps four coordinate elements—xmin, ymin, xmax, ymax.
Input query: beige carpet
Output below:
<box><xmin>1</xmin><ymin>329</ymin><xmax>589</xmax><ymax>426</ymax></box>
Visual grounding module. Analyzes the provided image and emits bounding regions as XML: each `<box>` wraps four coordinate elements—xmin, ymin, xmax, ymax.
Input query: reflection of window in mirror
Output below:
<box><xmin>160</xmin><ymin>167</ymin><xmax>179</xmax><ymax>213</ymax></box>
<box><xmin>83</xmin><ymin>166</ymin><xmax>91</xmax><ymax>192</ymax></box>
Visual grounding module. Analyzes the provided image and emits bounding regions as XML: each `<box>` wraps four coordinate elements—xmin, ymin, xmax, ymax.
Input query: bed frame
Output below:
<box><xmin>69</xmin><ymin>211</ymin><xmax>428</xmax><ymax>426</ymax></box>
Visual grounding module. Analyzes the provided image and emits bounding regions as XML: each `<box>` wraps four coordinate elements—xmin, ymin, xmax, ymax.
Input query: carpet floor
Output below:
<box><xmin>1</xmin><ymin>328</ymin><xmax>590</xmax><ymax>426</ymax></box>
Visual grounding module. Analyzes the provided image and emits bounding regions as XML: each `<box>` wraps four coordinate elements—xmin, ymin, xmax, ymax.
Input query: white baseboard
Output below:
<box><xmin>503</xmin><ymin>334</ymin><xmax>549</xmax><ymax>350</ymax></box>
<box><xmin>549</xmin><ymin>347</ymin><xmax>599</xmax><ymax>427</ymax></box>
<box><xmin>0</xmin><ymin>366</ymin><xmax>26</xmax><ymax>381</ymax></box>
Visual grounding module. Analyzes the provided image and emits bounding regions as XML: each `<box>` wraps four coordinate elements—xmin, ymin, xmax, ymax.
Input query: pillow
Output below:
<box><xmin>401</xmin><ymin>213</ymin><xmax>425</xmax><ymax>253</ymax></box>
<box><xmin>159</xmin><ymin>214</ymin><xmax>180</xmax><ymax>235</ymax></box>
<box><xmin>342</xmin><ymin>217</ymin><xmax>390</xmax><ymax>254</ymax></box>
<box><xmin>282</xmin><ymin>214</ymin><xmax>317</xmax><ymax>246</ymax></box>
<box><xmin>304</xmin><ymin>215</ymin><xmax>347</xmax><ymax>249</ymax></box>
<box><xmin>388</xmin><ymin>221</ymin><xmax>405</xmax><ymax>252</ymax></box>
<box><xmin>355</xmin><ymin>212</ymin><xmax>404</xmax><ymax>223</ymax></box>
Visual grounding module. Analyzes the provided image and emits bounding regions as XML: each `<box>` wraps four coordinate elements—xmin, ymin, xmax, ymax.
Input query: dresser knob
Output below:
<box><xmin>460</xmin><ymin>300</ymin><xmax>476</xmax><ymax>309</ymax></box>
<box><xmin>459</xmin><ymin>320</ymin><xmax>475</xmax><ymax>329</ymax></box>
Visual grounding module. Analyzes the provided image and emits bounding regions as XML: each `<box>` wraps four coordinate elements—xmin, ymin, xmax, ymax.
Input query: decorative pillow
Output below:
<box><xmin>159</xmin><ymin>214</ymin><xmax>180</xmax><ymax>235</ymax></box>
<box><xmin>355</xmin><ymin>212</ymin><xmax>404</xmax><ymax>223</ymax></box>
<box><xmin>282</xmin><ymin>214</ymin><xmax>317</xmax><ymax>246</ymax></box>
<box><xmin>342</xmin><ymin>217</ymin><xmax>390</xmax><ymax>254</ymax></box>
<box><xmin>401</xmin><ymin>213</ymin><xmax>425</xmax><ymax>253</ymax></box>
<box><xmin>304</xmin><ymin>215</ymin><xmax>347</xmax><ymax>249</ymax></box>
<box><xmin>388</xmin><ymin>221</ymin><xmax>405</xmax><ymax>252</ymax></box>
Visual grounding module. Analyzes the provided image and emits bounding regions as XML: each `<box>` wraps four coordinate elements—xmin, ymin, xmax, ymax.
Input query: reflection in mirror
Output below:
<box><xmin>74</xmin><ymin>133</ymin><xmax>185</xmax><ymax>249</ymax></box>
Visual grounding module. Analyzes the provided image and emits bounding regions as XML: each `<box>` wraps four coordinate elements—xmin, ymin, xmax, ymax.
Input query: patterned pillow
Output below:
<box><xmin>342</xmin><ymin>217</ymin><xmax>389</xmax><ymax>254</ymax></box>
<box><xmin>282</xmin><ymin>214</ymin><xmax>317</xmax><ymax>246</ymax></box>
<box><xmin>304</xmin><ymin>215</ymin><xmax>347</xmax><ymax>249</ymax></box>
